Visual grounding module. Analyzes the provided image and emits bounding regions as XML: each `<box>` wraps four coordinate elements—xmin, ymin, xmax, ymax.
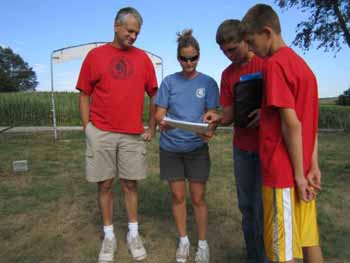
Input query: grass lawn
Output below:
<box><xmin>0</xmin><ymin>131</ymin><xmax>349</xmax><ymax>262</ymax></box>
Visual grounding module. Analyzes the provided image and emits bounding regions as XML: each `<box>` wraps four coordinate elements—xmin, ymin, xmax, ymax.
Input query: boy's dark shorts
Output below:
<box><xmin>159</xmin><ymin>144</ymin><xmax>211</xmax><ymax>182</ymax></box>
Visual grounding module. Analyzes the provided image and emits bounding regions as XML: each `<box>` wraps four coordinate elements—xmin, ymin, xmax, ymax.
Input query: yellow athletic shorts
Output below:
<box><xmin>262</xmin><ymin>186</ymin><xmax>320</xmax><ymax>262</ymax></box>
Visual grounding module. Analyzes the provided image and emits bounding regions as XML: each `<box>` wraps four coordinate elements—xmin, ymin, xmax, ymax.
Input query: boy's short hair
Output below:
<box><xmin>216</xmin><ymin>19</ymin><xmax>241</xmax><ymax>45</ymax></box>
<box><xmin>240</xmin><ymin>4</ymin><xmax>281</xmax><ymax>36</ymax></box>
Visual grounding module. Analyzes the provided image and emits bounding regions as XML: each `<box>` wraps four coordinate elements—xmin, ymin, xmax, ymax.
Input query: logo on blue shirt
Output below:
<box><xmin>196</xmin><ymin>88</ymin><xmax>205</xmax><ymax>98</ymax></box>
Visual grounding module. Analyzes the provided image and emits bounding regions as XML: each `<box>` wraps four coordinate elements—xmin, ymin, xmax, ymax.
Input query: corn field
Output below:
<box><xmin>0</xmin><ymin>92</ymin><xmax>150</xmax><ymax>126</ymax></box>
<box><xmin>0</xmin><ymin>92</ymin><xmax>80</xmax><ymax>126</ymax></box>
<box><xmin>319</xmin><ymin>104</ymin><xmax>350</xmax><ymax>131</ymax></box>
<box><xmin>0</xmin><ymin>92</ymin><xmax>349</xmax><ymax>130</ymax></box>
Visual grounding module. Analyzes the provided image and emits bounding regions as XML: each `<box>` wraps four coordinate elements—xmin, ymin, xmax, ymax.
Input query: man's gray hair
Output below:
<box><xmin>115</xmin><ymin>7</ymin><xmax>143</xmax><ymax>26</ymax></box>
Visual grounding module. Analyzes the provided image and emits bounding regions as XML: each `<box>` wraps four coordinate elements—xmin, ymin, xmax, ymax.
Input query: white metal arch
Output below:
<box><xmin>50</xmin><ymin>42</ymin><xmax>164</xmax><ymax>139</ymax></box>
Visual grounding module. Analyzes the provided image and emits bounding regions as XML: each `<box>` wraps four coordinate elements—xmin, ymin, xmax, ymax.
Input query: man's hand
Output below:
<box><xmin>247</xmin><ymin>109</ymin><xmax>260</xmax><ymax>128</ymax></box>
<box><xmin>203</xmin><ymin>111</ymin><xmax>222</xmax><ymax>124</ymax></box>
<box><xmin>295</xmin><ymin>176</ymin><xmax>316</xmax><ymax>202</ymax></box>
<box><xmin>143</xmin><ymin>127</ymin><xmax>156</xmax><ymax>141</ymax></box>
<box><xmin>79</xmin><ymin>92</ymin><xmax>90</xmax><ymax>131</ymax></box>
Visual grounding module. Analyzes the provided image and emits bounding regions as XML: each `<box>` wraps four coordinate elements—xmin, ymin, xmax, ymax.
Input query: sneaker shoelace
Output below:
<box><xmin>195</xmin><ymin>247</ymin><xmax>207</xmax><ymax>262</ymax></box>
<box><xmin>130</xmin><ymin>236</ymin><xmax>143</xmax><ymax>250</ymax></box>
<box><xmin>102</xmin><ymin>239</ymin><xmax>114</xmax><ymax>253</ymax></box>
<box><xmin>176</xmin><ymin>243</ymin><xmax>189</xmax><ymax>259</ymax></box>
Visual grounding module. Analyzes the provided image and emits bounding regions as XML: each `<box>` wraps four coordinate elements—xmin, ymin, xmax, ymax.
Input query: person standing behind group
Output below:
<box><xmin>76</xmin><ymin>7</ymin><xmax>158</xmax><ymax>263</ymax></box>
<box><xmin>204</xmin><ymin>20</ymin><xmax>266</xmax><ymax>263</ymax></box>
<box><xmin>240</xmin><ymin>4</ymin><xmax>323</xmax><ymax>263</ymax></box>
<box><xmin>155</xmin><ymin>29</ymin><xmax>219</xmax><ymax>263</ymax></box>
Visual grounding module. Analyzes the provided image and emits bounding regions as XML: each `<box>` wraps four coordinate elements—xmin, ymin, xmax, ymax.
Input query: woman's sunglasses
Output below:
<box><xmin>179</xmin><ymin>55</ymin><xmax>199</xmax><ymax>62</ymax></box>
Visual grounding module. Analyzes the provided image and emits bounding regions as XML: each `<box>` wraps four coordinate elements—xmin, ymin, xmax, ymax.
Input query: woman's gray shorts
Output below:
<box><xmin>159</xmin><ymin>144</ymin><xmax>210</xmax><ymax>182</ymax></box>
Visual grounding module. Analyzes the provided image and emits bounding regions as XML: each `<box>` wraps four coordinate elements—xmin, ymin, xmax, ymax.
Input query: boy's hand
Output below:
<box><xmin>306</xmin><ymin>166</ymin><xmax>322</xmax><ymax>193</ymax></box>
<box><xmin>247</xmin><ymin>109</ymin><xmax>260</xmax><ymax>128</ymax></box>
<box><xmin>203</xmin><ymin>111</ymin><xmax>222</xmax><ymax>124</ymax></box>
<box><xmin>295</xmin><ymin>176</ymin><xmax>316</xmax><ymax>202</ymax></box>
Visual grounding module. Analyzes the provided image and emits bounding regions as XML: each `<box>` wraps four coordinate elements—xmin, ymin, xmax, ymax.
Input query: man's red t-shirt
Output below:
<box><xmin>220</xmin><ymin>56</ymin><xmax>264</xmax><ymax>152</ymax></box>
<box><xmin>76</xmin><ymin>44</ymin><xmax>158</xmax><ymax>134</ymax></box>
<box><xmin>260</xmin><ymin>47</ymin><xmax>319</xmax><ymax>188</ymax></box>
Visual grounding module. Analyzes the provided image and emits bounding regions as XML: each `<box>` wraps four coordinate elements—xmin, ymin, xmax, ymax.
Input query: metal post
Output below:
<box><xmin>50</xmin><ymin>53</ymin><xmax>58</xmax><ymax>140</ymax></box>
<box><xmin>161</xmin><ymin>58</ymin><xmax>164</xmax><ymax>81</ymax></box>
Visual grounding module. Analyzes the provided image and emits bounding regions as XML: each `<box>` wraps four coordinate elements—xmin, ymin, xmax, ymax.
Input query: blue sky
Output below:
<box><xmin>1</xmin><ymin>0</ymin><xmax>349</xmax><ymax>98</ymax></box>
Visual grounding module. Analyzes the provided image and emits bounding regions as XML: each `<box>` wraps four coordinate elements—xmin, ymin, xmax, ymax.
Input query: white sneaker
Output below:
<box><xmin>126</xmin><ymin>232</ymin><xmax>147</xmax><ymax>261</ymax></box>
<box><xmin>98</xmin><ymin>236</ymin><xmax>117</xmax><ymax>263</ymax></box>
<box><xmin>195</xmin><ymin>245</ymin><xmax>210</xmax><ymax>263</ymax></box>
<box><xmin>176</xmin><ymin>242</ymin><xmax>190</xmax><ymax>263</ymax></box>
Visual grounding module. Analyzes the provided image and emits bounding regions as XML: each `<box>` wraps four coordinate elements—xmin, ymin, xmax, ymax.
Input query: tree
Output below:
<box><xmin>336</xmin><ymin>87</ymin><xmax>350</xmax><ymax>105</ymax></box>
<box><xmin>275</xmin><ymin>0</ymin><xmax>350</xmax><ymax>52</ymax></box>
<box><xmin>0</xmin><ymin>46</ymin><xmax>38</xmax><ymax>92</ymax></box>
<box><xmin>343</xmin><ymin>87</ymin><xmax>350</xmax><ymax>97</ymax></box>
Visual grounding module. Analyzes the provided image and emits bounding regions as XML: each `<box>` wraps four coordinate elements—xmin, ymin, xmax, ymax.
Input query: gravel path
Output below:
<box><xmin>0</xmin><ymin>126</ymin><xmax>82</xmax><ymax>133</ymax></box>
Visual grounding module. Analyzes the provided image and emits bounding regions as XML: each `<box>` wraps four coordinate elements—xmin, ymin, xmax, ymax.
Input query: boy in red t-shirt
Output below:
<box><xmin>204</xmin><ymin>20</ymin><xmax>266</xmax><ymax>263</ymax></box>
<box><xmin>240</xmin><ymin>4</ymin><xmax>323</xmax><ymax>263</ymax></box>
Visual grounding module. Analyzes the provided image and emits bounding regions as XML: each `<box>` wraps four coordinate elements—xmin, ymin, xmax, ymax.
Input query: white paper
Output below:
<box><xmin>163</xmin><ymin>116</ymin><xmax>209</xmax><ymax>133</ymax></box>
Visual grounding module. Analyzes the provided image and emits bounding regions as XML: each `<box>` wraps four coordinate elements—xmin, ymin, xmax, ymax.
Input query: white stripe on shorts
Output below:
<box><xmin>282</xmin><ymin>188</ymin><xmax>293</xmax><ymax>261</ymax></box>
<box><xmin>273</xmin><ymin>189</ymin><xmax>279</xmax><ymax>261</ymax></box>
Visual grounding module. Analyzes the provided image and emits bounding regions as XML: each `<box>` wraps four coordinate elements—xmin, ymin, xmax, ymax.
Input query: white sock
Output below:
<box><xmin>198</xmin><ymin>240</ymin><xmax>208</xmax><ymax>249</ymax></box>
<box><xmin>179</xmin><ymin>235</ymin><xmax>189</xmax><ymax>245</ymax></box>
<box><xmin>103</xmin><ymin>225</ymin><xmax>115</xmax><ymax>239</ymax></box>
<box><xmin>128</xmin><ymin>222</ymin><xmax>139</xmax><ymax>238</ymax></box>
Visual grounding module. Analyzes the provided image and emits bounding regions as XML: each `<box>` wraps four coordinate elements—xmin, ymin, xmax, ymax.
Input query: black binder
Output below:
<box><xmin>233</xmin><ymin>73</ymin><xmax>263</xmax><ymax>128</ymax></box>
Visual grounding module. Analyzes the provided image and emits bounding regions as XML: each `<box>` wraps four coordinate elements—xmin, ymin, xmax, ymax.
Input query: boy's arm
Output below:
<box><xmin>79</xmin><ymin>91</ymin><xmax>90</xmax><ymax>130</ymax></box>
<box><xmin>203</xmin><ymin>105</ymin><xmax>233</xmax><ymax>126</ymax></box>
<box><xmin>280</xmin><ymin>108</ymin><xmax>314</xmax><ymax>202</ymax></box>
<box><xmin>199</xmin><ymin>108</ymin><xmax>219</xmax><ymax>142</ymax></box>
<box><xmin>143</xmin><ymin>94</ymin><xmax>157</xmax><ymax>141</ymax></box>
<box><xmin>221</xmin><ymin>106</ymin><xmax>234</xmax><ymax>126</ymax></box>
<box><xmin>306</xmin><ymin>136</ymin><xmax>322</xmax><ymax>191</ymax></box>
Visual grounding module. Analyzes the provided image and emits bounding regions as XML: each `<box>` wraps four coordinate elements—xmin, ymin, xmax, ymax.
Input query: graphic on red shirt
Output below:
<box><xmin>110</xmin><ymin>56</ymin><xmax>134</xmax><ymax>80</ymax></box>
<box><xmin>260</xmin><ymin>47</ymin><xmax>318</xmax><ymax>188</ymax></box>
<box><xmin>220</xmin><ymin>56</ymin><xmax>264</xmax><ymax>152</ymax></box>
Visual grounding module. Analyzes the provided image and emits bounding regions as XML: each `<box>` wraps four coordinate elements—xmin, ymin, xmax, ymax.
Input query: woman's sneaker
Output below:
<box><xmin>126</xmin><ymin>232</ymin><xmax>147</xmax><ymax>261</ymax></box>
<box><xmin>176</xmin><ymin>242</ymin><xmax>190</xmax><ymax>263</ymax></box>
<box><xmin>195</xmin><ymin>245</ymin><xmax>210</xmax><ymax>263</ymax></box>
<box><xmin>98</xmin><ymin>236</ymin><xmax>117</xmax><ymax>263</ymax></box>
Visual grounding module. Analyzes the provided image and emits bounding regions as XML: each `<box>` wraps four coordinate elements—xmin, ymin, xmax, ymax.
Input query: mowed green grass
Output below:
<box><xmin>0</xmin><ymin>131</ymin><xmax>349</xmax><ymax>262</ymax></box>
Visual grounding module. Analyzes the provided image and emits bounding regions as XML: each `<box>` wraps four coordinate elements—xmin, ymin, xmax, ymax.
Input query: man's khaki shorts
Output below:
<box><xmin>84</xmin><ymin>122</ymin><xmax>147</xmax><ymax>182</ymax></box>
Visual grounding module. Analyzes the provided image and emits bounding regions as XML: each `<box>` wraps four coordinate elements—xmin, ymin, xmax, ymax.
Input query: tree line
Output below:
<box><xmin>0</xmin><ymin>46</ymin><xmax>38</xmax><ymax>92</ymax></box>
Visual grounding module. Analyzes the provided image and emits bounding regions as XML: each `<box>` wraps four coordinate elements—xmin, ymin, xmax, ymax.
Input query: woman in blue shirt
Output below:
<box><xmin>155</xmin><ymin>29</ymin><xmax>219</xmax><ymax>263</ymax></box>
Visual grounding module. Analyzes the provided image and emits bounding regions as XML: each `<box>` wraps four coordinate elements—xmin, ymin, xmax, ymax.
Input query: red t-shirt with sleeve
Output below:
<box><xmin>76</xmin><ymin>44</ymin><xmax>158</xmax><ymax>134</ymax></box>
<box><xmin>260</xmin><ymin>47</ymin><xmax>319</xmax><ymax>188</ymax></box>
<box><xmin>220</xmin><ymin>55</ymin><xmax>264</xmax><ymax>152</ymax></box>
